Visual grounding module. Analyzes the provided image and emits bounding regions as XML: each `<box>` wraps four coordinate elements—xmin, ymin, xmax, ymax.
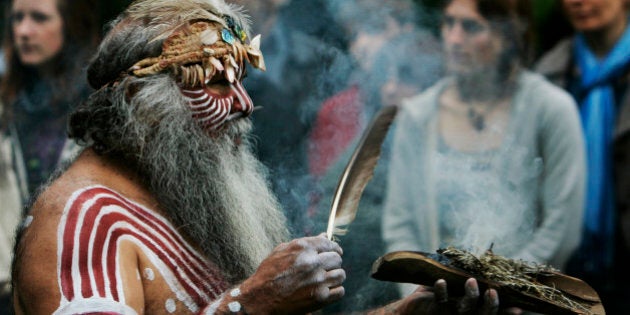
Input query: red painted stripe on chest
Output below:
<box><xmin>58</xmin><ymin>187</ymin><xmax>229</xmax><ymax>306</ymax></box>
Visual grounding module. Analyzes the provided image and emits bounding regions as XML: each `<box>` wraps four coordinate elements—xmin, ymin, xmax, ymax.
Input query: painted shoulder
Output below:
<box><xmin>55</xmin><ymin>186</ymin><xmax>229</xmax><ymax>313</ymax></box>
<box><xmin>16</xmin><ymin>185</ymin><xmax>229</xmax><ymax>314</ymax></box>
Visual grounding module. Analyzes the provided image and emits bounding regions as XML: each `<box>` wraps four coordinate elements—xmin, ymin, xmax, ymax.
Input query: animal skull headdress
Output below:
<box><xmin>90</xmin><ymin>0</ymin><xmax>265</xmax><ymax>131</ymax></box>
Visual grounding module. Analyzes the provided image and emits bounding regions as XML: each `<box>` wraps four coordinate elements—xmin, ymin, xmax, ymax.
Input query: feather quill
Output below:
<box><xmin>326</xmin><ymin>105</ymin><xmax>398</xmax><ymax>240</ymax></box>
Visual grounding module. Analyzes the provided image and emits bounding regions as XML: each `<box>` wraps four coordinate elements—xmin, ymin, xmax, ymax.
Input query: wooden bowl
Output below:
<box><xmin>370</xmin><ymin>251</ymin><xmax>605</xmax><ymax>315</ymax></box>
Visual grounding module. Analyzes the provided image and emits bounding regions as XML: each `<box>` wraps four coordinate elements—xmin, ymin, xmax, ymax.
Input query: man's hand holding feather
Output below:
<box><xmin>236</xmin><ymin>234</ymin><xmax>346</xmax><ymax>314</ymax></box>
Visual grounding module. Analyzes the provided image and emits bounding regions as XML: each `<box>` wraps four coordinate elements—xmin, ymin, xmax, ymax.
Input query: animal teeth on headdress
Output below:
<box><xmin>204</xmin><ymin>67</ymin><xmax>213</xmax><ymax>84</ymax></box>
<box><xmin>129</xmin><ymin>17</ymin><xmax>265</xmax><ymax>86</ymax></box>
<box><xmin>227</xmin><ymin>55</ymin><xmax>238</xmax><ymax>69</ymax></box>
<box><xmin>209</xmin><ymin>57</ymin><xmax>224</xmax><ymax>71</ymax></box>
<box><xmin>225</xmin><ymin>64</ymin><xmax>236</xmax><ymax>83</ymax></box>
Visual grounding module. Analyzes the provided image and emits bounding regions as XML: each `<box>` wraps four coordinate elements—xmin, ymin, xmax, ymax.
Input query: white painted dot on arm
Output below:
<box><xmin>165</xmin><ymin>298</ymin><xmax>177</xmax><ymax>313</ymax></box>
<box><xmin>230</xmin><ymin>288</ymin><xmax>240</xmax><ymax>297</ymax></box>
<box><xmin>228</xmin><ymin>301</ymin><xmax>241</xmax><ymax>312</ymax></box>
<box><xmin>143</xmin><ymin>268</ymin><xmax>155</xmax><ymax>281</ymax></box>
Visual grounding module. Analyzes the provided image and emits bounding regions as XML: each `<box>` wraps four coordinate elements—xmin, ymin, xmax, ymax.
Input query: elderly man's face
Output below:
<box><xmin>441</xmin><ymin>0</ymin><xmax>503</xmax><ymax>77</ymax></box>
<box><xmin>144</xmin><ymin>20</ymin><xmax>260</xmax><ymax>133</ymax></box>
<box><xmin>563</xmin><ymin>0</ymin><xmax>627</xmax><ymax>33</ymax></box>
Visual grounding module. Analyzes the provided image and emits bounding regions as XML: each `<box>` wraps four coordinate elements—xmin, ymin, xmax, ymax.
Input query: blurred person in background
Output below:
<box><xmin>0</xmin><ymin>0</ymin><xmax>100</xmax><ymax>198</ymax></box>
<box><xmin>0</xmin><ymin>0</ymin><xmax>99</xmax><ymax>311</ymax></box>
<box><xmin>311</xmin><ymin>29</ymin><xmax>443</xmax><ymax>313</ymax></box>
<box><xmin>235</xmin><ymin>0</ymin><xmax>352</xmax><ymax>237</ymax></box>
<box><xmin>307</xmin><ymin>0</ymin><xmax>442</xmax><ymax>180</ymax></box>
<box><xmin>305</xmin><ymin>3</ymin><xmax>443</xmax><ymax>310</ymax></box>
<box><xmin>535</xmin><ymin>0</ymin><xmax>630</xmax><ymax>311</ymax></box>
<box><xmin>383</xmin><ymin>0</ymin><xmax>586</xmax><ymax>297</ymax></box>
<box><xmin>0</xmin><ymin>112</ymin><xmax>21</xmax><ymax>314</ymax></box>
<box><xmin>0</xmin><ymin>2</ymin><xmax>18</xmax><ymax>313</ymax></box>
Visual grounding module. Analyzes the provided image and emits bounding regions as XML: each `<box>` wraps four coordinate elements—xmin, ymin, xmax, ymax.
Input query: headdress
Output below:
<box><xmin>87</xmin><ymin>0</ymin><xmax>266</xmax><ymax>130</ymax></box>
<box><xmin>127</xmin><ymin>0</ymin><xmax>265</xmax><ymax>86</ymax></box>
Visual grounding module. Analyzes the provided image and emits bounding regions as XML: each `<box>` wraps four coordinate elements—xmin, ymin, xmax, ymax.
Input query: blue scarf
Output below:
<box><xmin>573</xmin><ymin>22</ymin><xmax>630</xmax><ymax>272</ymax></box>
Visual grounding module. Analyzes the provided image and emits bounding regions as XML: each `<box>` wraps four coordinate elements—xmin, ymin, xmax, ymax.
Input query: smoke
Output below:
<box><xmin>236</xmin><ymin>0</ymin><xmax>441</xmax><ymax>312</ymax></box>
<box><xmin>438</xmin><ymin>153</ymin><xmax>538</xmax><ymax>257</ymax></box>
<box><xmin>236</xmin><ymin>0</ymin><xmax>553</xmax><ymax>311</ymax></box>
<box><xmin>233</xmin><ymin>0</ymin><xmax>547</xmax><ymax>313</ymax></box>
<box><xmin>390</xmin><ymin>120</ymin><xmax>544</xmax><ymax>261</ymax></box>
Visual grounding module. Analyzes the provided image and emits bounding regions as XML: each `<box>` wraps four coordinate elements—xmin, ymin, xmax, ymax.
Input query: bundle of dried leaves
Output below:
<box><xmin>438</xmin><ymin>246</ymin><xmax>593</xmax><ymax>314</ymax></box>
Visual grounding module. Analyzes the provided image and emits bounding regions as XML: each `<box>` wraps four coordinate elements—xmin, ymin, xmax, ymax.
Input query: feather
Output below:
<box><xmin>326</xmin><ymin>105</ymin><xmax>398</xmax><ymax>240</ymax></box>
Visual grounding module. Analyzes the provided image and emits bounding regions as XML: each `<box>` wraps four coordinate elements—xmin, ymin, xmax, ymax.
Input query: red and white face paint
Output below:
<box><xmin>54</xmin><ymin>186</ymin><xmax>229</xmax><ymax>314</ymax></box>
<box><xmin>180</xmin><ymin>80</ymin><xmax>253</xmax><ymax>132</ymax></box>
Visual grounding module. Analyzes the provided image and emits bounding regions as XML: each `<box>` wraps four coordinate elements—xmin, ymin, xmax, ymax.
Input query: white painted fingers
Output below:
<box><xmin>318</xmin><ymin>251</ymin><xmax>343</xmax><ymax>271</ymax></box>
<box><xmin>307</xmin><ymin>237</ymin><xmax>346</xmax><ymax>304</ymax></box>
<box><xmin>238</xmin><ymin>235</ymin><xmax>346</xmax><ymax>314</ymax></box>
<box><xmin>311</xmin><ymin>233</ymin><xmax>343</xmax><ymax>255</ymax></box>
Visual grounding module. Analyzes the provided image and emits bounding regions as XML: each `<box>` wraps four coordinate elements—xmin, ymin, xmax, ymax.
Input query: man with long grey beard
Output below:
<box><xmin>11</xmin><ymin>0</ymin><xmax>504</xmax><ymax>314</ymax></box>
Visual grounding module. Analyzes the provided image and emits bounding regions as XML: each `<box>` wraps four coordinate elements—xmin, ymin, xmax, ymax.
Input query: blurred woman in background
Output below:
<box><xmin>0</xmin><ymin>0</ymin><xmax>100</xmax><ymax>311</ymax></box>
<box><xmin>1</xmin><ymin>0</ymin><xmax>100</xmax><ymax>196</ymax></box>
<box><xmin>383</xmin><ymin>0</ymin><xmax>586</xmax><ymax>297</ymax></box>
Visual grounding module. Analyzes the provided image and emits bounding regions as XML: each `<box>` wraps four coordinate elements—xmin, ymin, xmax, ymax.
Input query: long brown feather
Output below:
<box><xmin>326</xmin><ymin>105</ymin><xmax>398</xmax><ymax>240</ymax></box>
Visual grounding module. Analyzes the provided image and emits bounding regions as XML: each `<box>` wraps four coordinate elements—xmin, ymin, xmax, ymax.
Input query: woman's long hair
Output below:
<box><xmin>0</xmin><ymin>0</ymin><xmax>101</xmax><ymax>126</ymax></box>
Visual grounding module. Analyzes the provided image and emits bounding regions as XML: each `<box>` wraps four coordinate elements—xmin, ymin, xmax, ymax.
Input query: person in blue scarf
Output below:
<box><xmin>535</xmin><ymin>0</ymin><xmax>630</xmax><ymax>312</ymax></box>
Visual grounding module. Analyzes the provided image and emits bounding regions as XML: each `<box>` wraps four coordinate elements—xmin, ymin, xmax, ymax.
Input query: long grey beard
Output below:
<box><xmin>116</xmin><ymin>77</ymin><xmax>290</xmax><ymax>283</ymax></box>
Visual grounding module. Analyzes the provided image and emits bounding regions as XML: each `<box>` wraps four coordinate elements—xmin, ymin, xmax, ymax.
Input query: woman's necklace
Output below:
<box><xmin>441</xmin><ymin>83</ymin><xmax>507</xmax><ymax>133</ymax></box>
<box><xmin>454</xmin><ymin>77</ymin><xmax>510</xmax><ymax>132</ymax></box>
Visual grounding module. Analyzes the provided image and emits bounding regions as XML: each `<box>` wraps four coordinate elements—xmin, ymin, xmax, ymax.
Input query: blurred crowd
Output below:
<box><xmin>0</xmin><ymin>0</ymin><xmax>629</xmax><ymax>314</ymax></box>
